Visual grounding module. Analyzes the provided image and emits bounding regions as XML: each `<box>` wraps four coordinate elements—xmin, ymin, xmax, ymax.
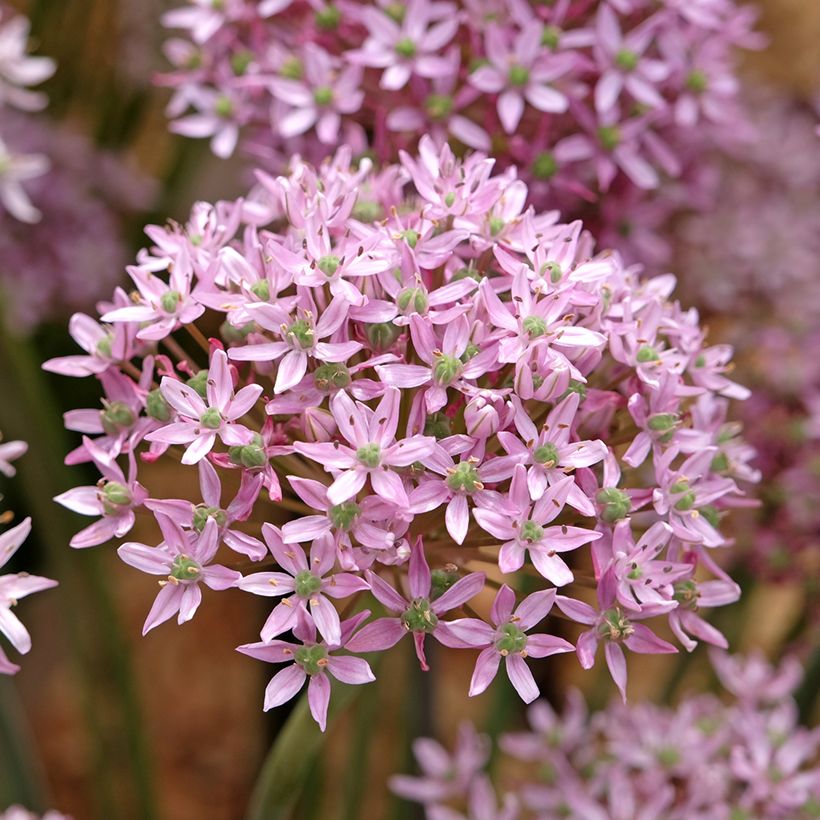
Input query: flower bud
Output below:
<box><xmin>146</xmin><ymin>389</ymin><xmax>171</xmax><ymax>422</ymax></box>
<box><xmin>100</xmin><ymin>401</ymin><xmax>135</xmax><ymax>435</ymax></box>
<box><xmin>193</xmin><ymin>505</ymin><xmax>226</xmax><ymax>532</ymax></box>
<box><xmin>314</xmin><ymin>362</ymin><xmax>351</xmax><ymax>392</ymax></box>
<box><xmin>424</xmin><ymin>412</ymin><xmax>452</xmax><ymax>439</ymax></box>
<box><xmin>304</xmin><ymin>407</ymin><xmax>337</xmax><ymax>442</ymax></box>
<box><xmin>430</xmin><ymin>566</ymin><xmax>459</xmax><ymax>599</ymax></box>
<box><xmin>465</xmin><ymin>395</ymin><xmax>499</xmax><ymax>438</ymax></box>
<box><xmin>596</xmin><ymin>487</ymin><xmax>631</xmax><ymax>523</ymax></box>
<box><xmin>397</xmin><ymin>286</ymin><xmax>428</xmax><ymax>315</ymax></box>
<box><xmin>187</xmin><ymin>370</ymin><xmax>208</xmax><ymax>397</ymax></box>
<box><xmin>433</xmin><ymin>354</ymin><xmax>462</xmax><ymax>385</ymax></box>
<box><xmin>366</xmin><ymin>322</ymin><xmax>402</xmax><ymax>352</ymax></box>
<box><xmin>100</xmin><ymin>481</ymin><xmax>132</xmax><ymax>514</ymax></box>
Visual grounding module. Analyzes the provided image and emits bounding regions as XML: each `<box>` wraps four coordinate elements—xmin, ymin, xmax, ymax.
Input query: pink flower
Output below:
<box><xmin>474</xmin><ymin>468</ymin><xmax>601</xmax><ymax>585</ymax></box>
<box><xmin>146</xmin><ymin>348</ymin><xmax>262</xmax><ymax>464</ymax></box>
<box><xmin>470</xmin><ymin>23</ymin><xmax>571</xmax><ymax>132</ymax></box>
<box><xmin>556</xmin><ymin>566</ymin><xmax>677</xmax><ymax>701</ymax></box>
<box><xmin>447</xmin><ymin>584</ymin><xmax>574</xmax><ymax>703</ymax></box>
<box><xmin>593</xmin><ymin>6</ymin><xmax>669</xmax><ymax>114</ymax></box>
<box><xmin>0</xmin><ymin>518</ymin><xmax>58</xmax><ymax>675</ymax></box>
<box><xmin>270</xmin><ymin>45</ymin><xmax>364</xmax><ymax>145</ymax></box>
<box><xmin>145</xmin><ymin>457</ymin><xmax>266</xmax><ymax>559</ymax></box>
<box><xmin>55</xmin><ymin>436</ymin><xmax>148</xmax><ymax>548</ymax></box>
<box><xmin>237</xmin><ymin>609</ymin><xmax>375</xmax><ymax>731</ymax></box>
<box><xmin>237</xmin><ymin>525</ymin><xmax>369</xmax><ymax>645</ymax></box>
<box><xmin>293</xmin><ymin>388</ymin><xmax>436</xmax><ymax>508</ymax></box>
<box><xmin>118</xmin><ymin>515</ymin><xmax>240</xmax><ymax>634</ymax></box>
<box><xmin>348</xmin><ymin>0</ymin><xmax>458</xmax><ymax>90</ymax></box>
<box><xmin>346</xmin><ymin>538</ymin><xmax>485</xmax><ymax>670</ymax></box>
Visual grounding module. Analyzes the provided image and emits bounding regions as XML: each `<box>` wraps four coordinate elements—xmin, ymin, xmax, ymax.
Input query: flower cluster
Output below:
<box><xmin>674</xmin><ymin>94</ymin><xmax>820</xmax><ymax>587</ymax></box>
<box><xmin>159</xmin><ymin>0</ymin><xmax>760</xmax><ymax>207</ymax></box>
<box><xmin>48</xmin><ymin>141</ymin><xmax>754</xmax><ymax>727</ymax></box>
<box><xmin>0</xmin><ymin>4</ymin><xmax>55</xmax><ymax>223</ymax></box>
<box><xmin>0</xmin><ymin>434</ymin><xmax>57</xmax><ymax>675</ymax></box>
<box><xmin>393</xmin><ymin>652</ymin><xmax>820</xmax><ymax>820</ymax></box>
<box><xmin>0</xmin><ymin>4</ymin><xmax>154</xmax><ymax>332</ymax></box>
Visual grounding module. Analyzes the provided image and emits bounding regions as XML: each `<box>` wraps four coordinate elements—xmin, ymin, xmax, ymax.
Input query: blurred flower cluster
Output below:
<box><xmin>159</xmin><ymin>0</ymin><xmax>761</xmax><ymax>210</ymax></box>
<box><xmin>0</xmin><ymin>434</ymin><xmax>57</xmax><ymax>675</ymax></box>
<box><xmin>0</xmin><ymin>5</ymin><xmax>54</xmax><ymax>224</ymax></box>
<box><xmin>393</xmin><ymin>652</ymin><xmax>820</xmax><ymax>820</ymax></box>
<box><xmin>675</xmin><ymin>94</ymin><xmax>820</xmax><ymax>588</ymax></box>
<box><xmin>0</xmin><ymin>3</ymin><xmax>153</xmax><ymax>332</ymax></box>
<box><xmin>47</xmin><ymin>140</ymin><xmax>755</xmax><ymax>728</ymax></box>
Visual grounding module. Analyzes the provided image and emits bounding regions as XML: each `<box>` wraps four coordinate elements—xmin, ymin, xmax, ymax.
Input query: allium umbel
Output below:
<box><xmin>48</xmin><ymin>141</ymin><xmax>755</xmax><ymax>727</ymax></box>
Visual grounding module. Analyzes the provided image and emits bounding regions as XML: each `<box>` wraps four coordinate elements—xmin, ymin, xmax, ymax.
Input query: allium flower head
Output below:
<box><xmin>50</xmin><ymin>139</ymin><xmax>753</xmax><ymax>721</ymax></box>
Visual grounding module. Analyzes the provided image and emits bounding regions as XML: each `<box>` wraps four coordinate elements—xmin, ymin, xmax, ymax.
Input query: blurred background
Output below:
<box><xmin>1</xmin><ymin>0</ymin><xmax>819</xmax><ymax>818</ymax></box>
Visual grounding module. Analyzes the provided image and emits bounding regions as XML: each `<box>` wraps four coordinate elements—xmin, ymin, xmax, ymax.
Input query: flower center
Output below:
<box><xmin>287</xmin><ymin>319</ymin><xmax>315</xmax><ymax>349</ymax></box>
<box><xmin>648</xmin><ymin>412</ymin><xmax>677</xmax><ymax>432</ymax></box>
<box><xmin>313</xmin><ymin>86</ymin><xmax>334</xmax><ymax>107</ymax></box>
<box><xmin>366</xmin><ymin>322</ymin><xmax>401</xmax><ymax>352</ymax></box>
<box><xmin>523</xmin><ymin>315</ymin><xmax>548</xmax><ymax>338</ymax></box>
<box><xmin>356</xmin><ymin>443</ymin><xmax>382</xmax><ymax>468</ymax></box>
<box><xmin>533</xmin><ymin>442</ymin><xmax>559</xmax><ymax>467</ymax></box>
<box><xmin>541</xmin><ymin>25</ymin><xmax>561</xmax><ymax>50</ymax></box>
<box><xmin>636</xmin><ymin>345</ymin><xmax>659</xmax><ymax>363</ymax></box>
<box><xmin>146</xmin><ymin>389</ymin><xmax>171</xmax><ymax>421</ymax></box>
<box><xmin>328</xmin><ymin>501</ymin><xmax>361</xmax><ymax>531</ymax></box>
<box><xmin>433</xmin><ymin>354</ymin><xmax>463</xmax><ymax>385</ymax></box>
<box><xmin>599</xmin><ymin>608</ymin><xmax>634</xmax><ymax>642</ymax></box>
<box><xmin>397</xmin><ymin>286</ymin><xmax>428</xmax><ymax>314</ymax></box>
<box><xmin>395</xmin><ymin>37</ymin><xmax>416</xmax><ymax>58</ymax></box>
<box><xmin>597</xmin><ymin>125</ymin><xmax>621</xmax><ymax>152</ymax></box>
<box><xmin>314</xmin><ymin>4</ymin><xmax>340</xmax><ymax>29</ymax></box>
<box><xmin>670</xmin><ymin>479</ymin><xmax>696</xmax><ymax>511</ymax></box>
<box><xmin>199</xmin><ymin>407</ymin><xmax>222</xmax><ymax>429</ymax></box>
<box><xmin>401</xmin><ymin>597</ymin><xmax>439</xmax><ymax>633</ymax></box>
<box><xmin>317</xmin><ymin>255</ymin><xmax>340</xmax><ymax>277</ymax></box>
<box><xmin>673</xmin><ymin>580</ymin><xmax>699</xmax><ymax>609</ymax></box>
<box><xmin>508</xmin><ymin>64</ymin><xmax>530</xmax><ymax>87</ymax></box>
<box><xmin>294</xmin><ymin>644</ymin><xmax>328</xmax><ymax>675</ymax></box>
<box><xmin>533</xmin><ymin>152</ymin><xmax>558</xmax><ymax>180</ymax></box>
<box><xmin>446</xmin><ymin>462</ymin><xmax>481</xmax><ymax>493</ymax></box>
<box><xmin>228</xmin><ymin>439</ymin><xmax>268</xmax><ymax>468</ymax></box>
<box><xmin>250</xmin><ymin>280</ymin><xmax>270</xmax><ymax>300</ymax></box>
<box><xmin>615</xmin><ymin>49</ymin><xmax>639</xmax><ymax>71</ymax></box>
<box><xmin>100</xmin><ymin>401</ymin><xmax>135</xmax><ymax>435</ymax></box>
<box><xmin>520</xmin><ymin>520</ymin><xmax>544</xmax><ymax>544</ymax></box>
<box><xmin>495</xmin><ymin>622</ymin><xmax>528</xmax><ymax>655</ymax></box>
<box><xmin>425</xmin><ymin>94</ymin><xmax>453</xmax><ymax>120</ymax></box>
<box><xmin>294</xmin><ymin>570</ymin><xmax>324</xmax><ymax>598</ymax></box>
<box><xmin>170</xmin><ymin>554</ymin><xmax>201</xmax><ymax>582</ymax></box>
<box><xmin>100</xmin><ymin>481</ymin><xmax>132</xmax><ymax>514</ymax></box>
<box><xmin>424</xmin><ymin>412</ymin><xmax>452</xmax><ymax>439</ymax></box>
<box><xmin>214</xmin><ymin>95</ymin><xmax>233</xmax><ymax>118</ymax></box>
<box><xmin>686</xmin><ymin>70</ymin><xmax>708</xmax><ymax>93</ymax></box>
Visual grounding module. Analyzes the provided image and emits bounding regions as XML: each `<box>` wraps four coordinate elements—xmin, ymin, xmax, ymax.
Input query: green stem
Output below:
<box><xmin>0</xmin><ymin>678</ymin><xmax>48</xmax><ymax>810</ymax></box>
<box><xmin>245</xmin><ymin>682</ymin><xmax>362</xmax><ymax>820</ymax></box>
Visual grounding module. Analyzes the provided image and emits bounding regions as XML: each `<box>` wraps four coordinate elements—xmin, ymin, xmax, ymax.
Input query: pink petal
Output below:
<box><xmin>264</xmin><ymin>664</ymin><xmax>307</xmax><ymax>710</ymax></box>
